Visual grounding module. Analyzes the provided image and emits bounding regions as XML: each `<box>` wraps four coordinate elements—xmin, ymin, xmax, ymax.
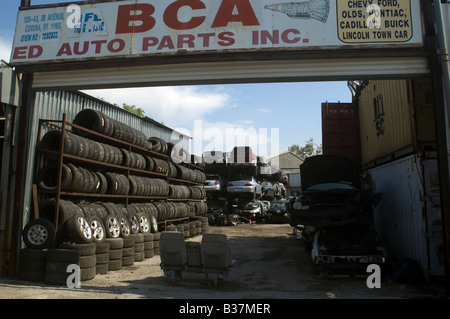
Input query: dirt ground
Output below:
<box><xmin>0</xmin><ymin>223</ymin><xmax>446</xmax><ymax>300</ymax></box>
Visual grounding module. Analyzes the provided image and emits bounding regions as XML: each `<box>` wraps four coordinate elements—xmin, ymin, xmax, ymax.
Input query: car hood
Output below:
<box><xmin>300</xmin><ymin>155</ymin><xmax>361</xmax><ymax>190</ymax></box>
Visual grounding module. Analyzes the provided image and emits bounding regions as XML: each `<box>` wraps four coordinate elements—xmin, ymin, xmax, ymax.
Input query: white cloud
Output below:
<box><xmin>258</xmin><ymin>108</ymin><xmax>272</xmax><ymax>114</ymax></box>
<box><xmin>0</xmin><ymin>33</ymin><xmax>13</xmax><ymax>62</ymax></box>
<box><xmin>82</xmin><ymin>86</ymin><xmax>231</xmax><ymax>129</ymax></box>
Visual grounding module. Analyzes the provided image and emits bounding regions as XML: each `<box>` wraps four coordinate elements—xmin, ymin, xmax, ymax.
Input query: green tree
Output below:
<box><xmin>123</xmin><ymin>103</ymin><xmax>145</xmax><ymax>118</ymax></box>
<box><xmin>288</xmin><ymin>138</ymin><xmax>322</xmax><ymax>159</ymax></box>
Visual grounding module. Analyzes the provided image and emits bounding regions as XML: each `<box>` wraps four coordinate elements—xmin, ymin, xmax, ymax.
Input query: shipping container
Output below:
<box><xmin>367</xmin><ymin>154</ymin><xmax>444</xmax><ymax>278</ymax></box>
<box><xmin>321</xmin><ymin>102</ymin><xmax>359</xmax><ymax>164</ymax></box>
<box><xmin>356</xmin><ymin>78</ymin><xmax>436</xmax><ymax>169</ymax></box>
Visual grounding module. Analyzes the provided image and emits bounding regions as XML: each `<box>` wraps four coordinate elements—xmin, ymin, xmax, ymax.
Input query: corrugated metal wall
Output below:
<box><xmin>358</xmin><ymin>80</ymin><xmax>416</xmax><ymax>168</ymax></box>
<box><xmin>33</xmin><ymin>90</ymin><xmax>186</xmax><ymax>144</ymax></box>
<box><xmin>368</xmin><ymin>154</ymin><xmax>429</xmax><ymax>275</ymax></box>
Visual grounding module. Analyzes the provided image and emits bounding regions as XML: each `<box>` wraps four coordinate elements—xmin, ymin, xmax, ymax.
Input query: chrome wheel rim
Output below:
<box><xmin>27</xmin><ymin>224</ymin><xmax>48</xmax><ymax>245</ymax></box>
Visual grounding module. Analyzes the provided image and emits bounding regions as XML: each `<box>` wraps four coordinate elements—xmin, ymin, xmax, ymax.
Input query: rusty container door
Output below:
<box><xmin>358</xmin><ymin>80</ymin><xmax>416</xmax><ymax>169</ymax></box>
<box><xmin>321</xmin><ymin>102</ymin><xmax>359</xmax><ymax>165</ymax></box>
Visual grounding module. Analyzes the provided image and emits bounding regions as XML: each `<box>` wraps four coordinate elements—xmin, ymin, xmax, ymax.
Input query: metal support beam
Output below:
<box><xmin>9</xmin><ymin>73</ymin><xmax>33</xmax><ymax>277</ymax></box>
<box><xmin>427</xmin><ymin>0</ymin><xmax>450</xmax><ymax>296</ymax></box>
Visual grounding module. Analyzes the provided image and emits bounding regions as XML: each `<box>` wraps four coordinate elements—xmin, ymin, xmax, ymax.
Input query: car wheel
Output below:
<box><xmin>23</xmin><ymin>218</ymin><xmax>56</xmax><ymax>250</ymax></box>
<box><xmin>138</xmin><ymin>213</ymin><xmax>150</xmax><ymax>233</ymax></box>
<box><xmin>67</xmin><ymin>215</ymin><xmax>93</xmax><ymax>244</ymax></box>
<box><xmin>103</xmin><ymin>215</ymin><xmax>121</xmax><ymax>238</ymax></box>
<box><xmin>87</xmin><ymin>216</ymin><xmax>106</xmax><ymax>243</ymax></box>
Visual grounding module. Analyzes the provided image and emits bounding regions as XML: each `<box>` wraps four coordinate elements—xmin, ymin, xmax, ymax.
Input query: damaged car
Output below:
<box><xmin>287</xmin><ymin>155</ymin><xmax>381</xmax><ymax>228</ymax></box>
<box><xmin>287</xmin><ymin>155</ymin><xmax>384</xmax><ymax>275</ymax></box>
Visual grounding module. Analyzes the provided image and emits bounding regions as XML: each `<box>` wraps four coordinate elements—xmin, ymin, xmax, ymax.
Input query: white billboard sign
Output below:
<box><xmin>10</xmin><ymin>0</ymin><xmax>424</xmax><ymax>65</ymax></box>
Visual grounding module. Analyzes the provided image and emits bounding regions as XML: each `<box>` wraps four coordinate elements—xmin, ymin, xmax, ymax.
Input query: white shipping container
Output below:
<box><xmin>367</xmin><ymin>154</ymin><xmax>444</xmax><ymax>278</ymax></box>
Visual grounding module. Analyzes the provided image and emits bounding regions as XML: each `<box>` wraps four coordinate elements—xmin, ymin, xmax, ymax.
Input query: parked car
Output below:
<box><xmin>227</xmin><ymin>176</ymin><xmax>262</xmax><ymax>199</ymax></box>
<box><xmin>228</xmin><ymin>146</ymin><xmax>256</xmax><ymax>166</ymax></box>
<box><xmin>234</xmin><ymin>199</ymin><xmax>265</xmax><ymax>221</ymax></box>
<box><xmin>286</xmin><ymin>155</ymin><xmax>384</xmax><ymax>274</ymax></box>
<box><xmin>261</xmin><ymin>200</ymin><xmax>271</xmax><ymax>214</ymax></box>
<box><xmin>203</xmin><ymin>174</ymin><xmax>226</xmax><ymax>194</ymax></box>
<box><xmin>310</xmin><ymin>224</ymin><xmax>386</xmax><ymax>276</ymax></box>
<box><xmin>265</xmin><ymin>199</ymin><xmax>289</xmax><ymax>223</ymax></box>
<box><xmin>287</xmin><ymin>155</ymin><xmax>382</xmax><ymax>228</ymax></box>
<box><xmin>260</xmin><ymin>180</ymin><xmax>276</xmax><ymax>200</ymax></box>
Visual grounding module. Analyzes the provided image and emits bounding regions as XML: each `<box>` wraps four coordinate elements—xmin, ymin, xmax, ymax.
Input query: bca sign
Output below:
<box><xmin>10</xmin><ymin>0</ymin><xmax>423</xmax><ymax>65</ymax></box>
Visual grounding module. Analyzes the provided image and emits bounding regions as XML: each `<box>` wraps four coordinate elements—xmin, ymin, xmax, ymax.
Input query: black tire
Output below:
<box><xmin>18</xmin><ymin>248</ymin><xmax>47</xmax><ymax>282</ymax></box>
<box><xmin>59</xmin><ymin>242</ymin><xmax>96</xmax><ymax>256</ymax></box>
<box><xmin>105</xmin><ymin>237</ymin><xmax>123</xmax><ymax>250</ymax></box>
<box><xmin>79</xmin><ymin>255</ymin><xmax>97</xmax><ymax>269</ymax></box>
<box><xmin>37</xmin><ymin>163</ymin><xmax>73</xmax><ymax>191</ymax></box>
<box><xmin>95</xmin><ymin>241</ymin><xmax>110</xmax><ymax>254</ymax></box>
<box><xmin>95</xmin><ymin>172</ymin><xmax>108</xmax><ymax>194</ymax></box>
<box><xmin>22</xmin><ymin>218</ymin><xmax>56</xmax><ymax>250</ymax></box>
<box><xmin>81</xmin><ymin>266</ymin><xmax>96</xmax><ymax>281</ymax></box>
<box><xmin>73</xmin><ymin>109</ymin><xmax>110</xmax><ymax>137</ymax></box>
<box><xmin>46</xmin><ymin>248</ymin><xmax>80</xmax><ymax>263</ymax></box>
<box><xmin>96</xmin><ymin>263</ymin><xmax>108</xmax><ymax>274</ymax></box>
<box><xmin>66</xmin><ymin>215</ymin><xmax>93</xmax><ymax>244</ymax></box>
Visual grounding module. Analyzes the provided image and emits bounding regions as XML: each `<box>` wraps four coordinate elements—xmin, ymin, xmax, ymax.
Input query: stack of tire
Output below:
<box><xmin>22</xmin><ymin>109</ymin><xmax>209</xmax><ymax>282</ymax></box>
<box><xmin>106</xmin><ymin>238</ymin><xmax>123</xmax><ymax>271</ymax></box>
<box><xmin>43</xmin><ymin>248</ymin><xmax>81</xmax><ymax>285</ymax></box>
<box><xmin>59</xmin><ymin>242</ymin><xmax>97</xmax><ymax>283</ymax></box>
<box><xmin>122</xmin><ymin>236</ymin><xmax>135</xmax><ymax>267</ymax></box>
<box><xmin>18</xmin><ymin>249</ymin><xmax>47</xmax><ymax>282</ymax></box>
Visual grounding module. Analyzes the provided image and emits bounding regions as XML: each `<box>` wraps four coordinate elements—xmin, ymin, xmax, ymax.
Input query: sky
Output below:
<box><xmin>0</xmin><ymin>0</ymin><xmax>353</xmax><ymax>157</ymax></box>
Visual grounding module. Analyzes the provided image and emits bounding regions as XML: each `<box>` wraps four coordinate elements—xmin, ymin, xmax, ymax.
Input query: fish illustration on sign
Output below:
<box><xmin>264</xmin><ymin>0</ymin><xmax>330</xmax><ymax>23</ymax></box>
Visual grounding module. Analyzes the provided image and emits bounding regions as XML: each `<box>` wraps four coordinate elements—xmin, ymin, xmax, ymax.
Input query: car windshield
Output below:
<box><xmin>306</xmin><ymin>183</ymin><xmax>358</xmax><ymax>191</ymax></box>
<box><xmin>270</xmin><ymin>202</ymin><xmax>287</xmax><ymax>209</ymax></box>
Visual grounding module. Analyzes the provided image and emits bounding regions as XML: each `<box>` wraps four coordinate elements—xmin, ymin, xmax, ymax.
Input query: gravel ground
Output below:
<box><xmin>0</xmin><ymin>223</ymin><xmax>446</xmax><ymax>301</ymax></box>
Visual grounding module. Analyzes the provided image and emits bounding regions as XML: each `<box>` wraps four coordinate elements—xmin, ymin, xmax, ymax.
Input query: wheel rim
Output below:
<box><xmin>151</xmin><ymin>216</ymin><xmax>158</xmax><ymax>232</ymax></box>
<box><xmin>120</xmin><ymin>217</ymin><xmax>130</xmax><ymax>237</ymax></box>
<box><xmin>77</xmin><ymin>216</ymin><xmax>92</xmax><ymax>240</ymax></box>
<box><xmin>27</xmin><ymin>224</ymin><xmax>48</xmax><ymax>245</ymax></box>
<box><xmin>90</xmin><ymin>219</ymin><xmax>104</xmax><ymax>241</ymax></box>
<box><xmin>139</xmin><ymin>216</ymin><xmax>150</xmax><ymax>232</ymax></box>
<box><xmin>107</xmin><ymin>217</ymin><xmax>120</xmax><ymax>237</ymax></box>
<box><xmin>130</xmin><ymin>215</ymin><xmax>139</xmax><ymax>233</ymax></box>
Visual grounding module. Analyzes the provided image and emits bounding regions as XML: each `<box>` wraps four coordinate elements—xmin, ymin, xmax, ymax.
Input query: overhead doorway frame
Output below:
<box><xmin>6</xmin><ymin>0</ymin><xmax>450</xmax><ymax>296</ymax></box>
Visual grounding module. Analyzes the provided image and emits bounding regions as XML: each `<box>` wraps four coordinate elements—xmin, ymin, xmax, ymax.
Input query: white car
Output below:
<box><xmin>227</xmin><ymin>176</ymin><xmax>262</xmax><ymax>199</ymax></box>
<box><xmin>203</xmin><ymin>175</ymin><xmax>225</xmax><ymax>193</ymax></box>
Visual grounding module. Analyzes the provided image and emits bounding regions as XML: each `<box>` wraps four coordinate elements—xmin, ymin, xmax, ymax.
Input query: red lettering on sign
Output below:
<box><xmin>91</xmin><ymin>40</ymin><xmax>107</xmax><ymax>54</ymax></box>
<box><xmin>28</xmin><ymin>45</ymin><xmax>43</xmax><ymax>58</ymax></box>
<box><xmin>13</xmin><ymin>47</ymin><xmax>28</xmax><ymax>59</ymax></box>
<box><xmin>212</xmin><ymin>0</ymin><xmax>259</xmax><ymax>28</ymax></box>
<box><xmin>12</xmin><ymin>46</ymin><xmax>43</xmax><ymax>59</ymax></box>
<box><xmin>177</xmin><ymin>34</ymin><xmax>196</xmax><ymax>48</ymax></box>
<box><xmin>164</xmin><ymin>0</ymin><xmax>206</xmax><ymax>30</ymax></box>
<box><xmin>107</xmin><ymin>39</ymin><xmax>126</xmax><ymax>52</ymax></box>
<box><xmin>158</xmin><ymin>36</ymin><xmax>175</xmax><ymax>50</ymax></box>
<box><xmin>217</xmin><ymin>31</ymin><xmax>235</xmax><ymax>46</ymax></box>
<box><xmin>57</xmin><ymin>43</ymin><xmax>72</xmax><ymax>56</ymax></box>
<box><xmin>198</xmin><ymin>33</ymin><xmax>215</xmax><ymax>47</ymax></box>
<box><xmin>142</xmin><ymin>37</ymin><xmax>158</xmax><ymax>51</ymax></box>
<box><xmin>74</xmin><ymin>42</ymin><xmax>89</xmax><ymax>55</ymax></box>
<box><xmin>116</xmin><ymin>4</ymin><xmax>156</xmax><ymax>34</ymax></box>
<box><xmin>282</xmin><ymin>29</ymin><xmax>301</xmax><ymax>43</ymax></box>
